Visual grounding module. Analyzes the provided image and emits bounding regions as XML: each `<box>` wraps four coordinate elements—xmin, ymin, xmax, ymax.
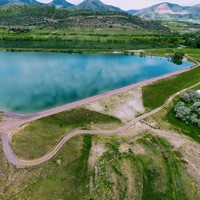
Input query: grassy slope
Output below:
<box><xmin>7</xmin><ymin>135</ymin><xmax>90</xmax><ymax>200</ymax></box>
<box><xmin>165</xmin><ymin>85</ymin><xmax>200</xmax><ymax>143</ymax></box>
<box><xmin>142</xmin><ymin>49</ymin><xmax>200</xmax><ymax>110</ymax></box>
<box><xmin>166</xmin><ymin>108</ymin><xmax>200</xmax><ymax>143</ymax></box>
<box><xmin>4</xmin><ymin>134</ymin><xmax>199</xmax><ymax>200</ymax></box>
<box><xmin>11</xmin><ymin>108</ymin><xmax>121</xmax><ymax>160</ymax></box>
<box><xmin>143</xmin><ymin>49</ymin><xmax>200</xmax><ymax>143</ymax></box>
<box><xmin>142</xmin><ymin>66</ymin><xmax>200</xmax><ymax>110</ymax></box>
<box><xmin>162</xmin><ymin>21</ymin><xmax>200</xmax><ymax>34</ymax></box>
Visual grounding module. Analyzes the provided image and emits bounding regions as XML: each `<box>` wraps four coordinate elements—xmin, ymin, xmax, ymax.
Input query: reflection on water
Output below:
<box><xmin>0</xmin><ymin>52</ymin><xmax>191</xmax><ymax>113</ymax></box>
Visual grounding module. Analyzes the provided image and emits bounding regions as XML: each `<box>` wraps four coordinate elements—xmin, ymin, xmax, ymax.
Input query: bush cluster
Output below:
<box><xmin>174</xmin><ymin>90</ymin><xmax>200</xmax><ymax>127</ymax></box>
<box><xmin>171</xmin><ymin>52</ymin><xmax>184</xmax><ymax>65</ymax></box>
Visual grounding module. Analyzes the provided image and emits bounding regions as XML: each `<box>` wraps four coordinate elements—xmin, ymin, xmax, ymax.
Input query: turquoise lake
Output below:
<box><xmin>0</xmin><ymin>52</ymin><xmax>192</xmax><ymax>113</ymax></box>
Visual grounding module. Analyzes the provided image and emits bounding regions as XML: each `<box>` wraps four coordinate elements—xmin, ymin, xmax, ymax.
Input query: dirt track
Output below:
<box><xmin>1</xmin><ymin>81</ymin><xmax>199</xmax><ymax>168</ymax></box>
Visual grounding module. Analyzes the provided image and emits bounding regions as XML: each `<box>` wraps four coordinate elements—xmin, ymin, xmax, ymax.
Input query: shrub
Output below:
<box><xmin>174</xmin><ymin>90</ymin><xmax>200</xmax><ymax>128</ymax></box>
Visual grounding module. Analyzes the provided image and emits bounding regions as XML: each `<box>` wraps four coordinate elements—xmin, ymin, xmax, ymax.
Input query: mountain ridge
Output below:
<box><xmin>0</xmin><ymin>0</ymin><xmax>39</xmax><ymax>6</ymax></box>
<box><xmin>133</xmin><ymin>2</ymin><xmax>200</xmax><ymax>21</ymax></box>
<box><xmin>0</xmin><ymin>1</ymin><xmax>199</xmax><ymax>21</ymax></box>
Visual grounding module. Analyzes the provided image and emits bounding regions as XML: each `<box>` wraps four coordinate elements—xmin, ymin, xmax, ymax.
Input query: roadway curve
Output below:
<box><xmin>0</xmin><ymin>55</ymin><xmax>199</xmax><ymax>168</ymax></box>
<box><xmin>1</xmin><ymin>81</ymin><xmax>200</xmax><ymax>168</ymax></box>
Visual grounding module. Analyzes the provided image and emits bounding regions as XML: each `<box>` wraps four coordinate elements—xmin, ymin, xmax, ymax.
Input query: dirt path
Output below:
<box><xmin>1</xmin><ymin>80</ymin><xmax>199</xmax><ymax>168</ymax></box>
<box><xmin>186</xmin><ymin>54</ymin><xmax>200</xmax><ymax>65</ymax></box>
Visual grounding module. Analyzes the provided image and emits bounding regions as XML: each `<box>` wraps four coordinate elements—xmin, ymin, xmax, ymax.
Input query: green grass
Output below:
<box><xmin>137</xmin><ymin>135</ymin><xmax>190</xmax><ymax>200</ymax></box>
<box><xmin>166</xmin><ymin>108</ymin><xmax>200</xmax><ymax>143</ymax></box>
<box><xmin>87</xmin><ymin>134</ymin><xmax>197</xmax><ymax>200</ymax></box>
<box><xmin>142</xmin><ymin>65</ymin><xmax>200</xmax><ymax>110</ymax></box>
<box><xmin>11</xmin><ymin>108</ymin><xmax>121</xmax><ymax>160</ymax></box>
<box><xmin>181</xmin><ymin>48</ymin><xmax>200</xmax><ymax>63</ymax></box>
<box><xmin>144</xmin><ymin>48</ymin><xmax>175</xmax><ymax>57</ymax></box>
<box><xmin>0</xmin><ymin>33</ymin><xmax>179</xmax><ymax>52</ymax></box>
<box><xmin>150</xmin><ymin>85</ymin><xmax>200</xmax><ymax>143</ymax></box>
<box><xmin>10</xmin><ymin>135</ymin><xmax>91</xmax><ymax>200</ymax></box>
<box><xmin>164</xmin><ymin>85</ymin><xmax>200</xmax><ymax>143</ymax></box>
<box><xmin>162</xmin><ymin>21</ymin><xmax>200</xmax><ymax>34</ymax></box>
<box><xmin>2</xmin><ymin>134</ymin><xmax>200</xmax><ymax>199</ymax></box>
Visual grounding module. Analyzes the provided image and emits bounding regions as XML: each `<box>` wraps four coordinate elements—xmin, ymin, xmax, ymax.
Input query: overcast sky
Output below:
<box><xmin>37</xmin><ymin>0</ymin><xmax>199</xmax><ymax>10</ymax></box>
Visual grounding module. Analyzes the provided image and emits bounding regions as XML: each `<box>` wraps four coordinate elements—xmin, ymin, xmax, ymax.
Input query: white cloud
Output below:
<box><xmin>37</xmin><ymin>0</ymin><xmax>199</xmax><ymax>10</ymax></box>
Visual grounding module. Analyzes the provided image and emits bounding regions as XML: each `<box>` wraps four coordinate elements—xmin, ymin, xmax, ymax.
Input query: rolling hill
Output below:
<box><xmin>0</xmin><ymin>4</ymin><xmax>169</xmax><ymax>33</ymax></box>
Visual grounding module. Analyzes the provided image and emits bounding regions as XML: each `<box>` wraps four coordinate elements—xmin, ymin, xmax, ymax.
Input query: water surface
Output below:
<box><xmin>0</xmin><ymin>52</ymin><xmax>191</xmax><ymax>113</ymax></box>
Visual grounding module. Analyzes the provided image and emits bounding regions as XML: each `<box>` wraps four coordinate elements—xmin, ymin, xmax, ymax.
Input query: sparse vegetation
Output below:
<box><xmin>2</xmin><ymin>134</ymin><xmax>200</xmax><ymax>199</ymax></box>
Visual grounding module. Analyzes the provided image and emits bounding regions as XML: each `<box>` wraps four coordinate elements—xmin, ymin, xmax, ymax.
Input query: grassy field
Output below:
<box><xmin>148</xmin><ymin>85</ymin><xmax>200</xmax><ymax>144</ymax></box>
<box><xmin>11</xmin><ymin>108</ymin><xmax>121</xmax><ymax>160</ymax></box>
<box><xmin>162</xmin><ymin>21</ymin><xmax>200</xmax><ymax>34</ymax></box>
<box><xmin>180</xmin><ymin>48</ymin><xmax>200</xmax><ymax>63</ymax></box>
<box><xmin>165</xmin><ymin>85</ymin><xmax>200</xmax><ymax>143</ymax></box>
<box><xmin>2</xmin><ymin>135</ymin><xmax>91</xmax><ymax>200</ymax></box>
<box><xmin>142</xmin><ymin>49</ymin><xmax>200</xmax><ymax>110</ymax></box>
<box><xmin>0</xmin><ymin>27</ymin><xmax>180</xmax><ymax>52</ymax></box>
<box><xmin>1</xmin><ymin>133</ymin><xmax>199</xmax><ymax>199</ymax></box>
<box><xmin>166</xmin><ymin>108</ymin><xmax>200</xmax><ymax>143</ymax></box>
<box><xmin>142</xmin><ymin>66</ymin><xmax>200</xmax><ymax>110</ymax></box>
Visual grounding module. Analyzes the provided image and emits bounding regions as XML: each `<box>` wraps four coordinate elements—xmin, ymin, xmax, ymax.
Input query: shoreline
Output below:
<box><xmin>0</xmin><ymin>52</ymin><xmax>198</xmax><ymax>117</ymax></box>
<box><xmin>0</xmin><ymin>58</ymin><xmax>199</xmax><ymax>167</ymax></box>
<box><xmin>0</xmin><ymin>47</ymin><xmax>170</xmax><ymax>54</ymax></box>
<box><xmin>1</xmin><ymin>75</ymin><xmax>200</xmax><ymax>168</ymax></box>
<box><xmin>0</xmin><ymin>61</ymin><xmax>197</xmax><ymax>120</ymax></box>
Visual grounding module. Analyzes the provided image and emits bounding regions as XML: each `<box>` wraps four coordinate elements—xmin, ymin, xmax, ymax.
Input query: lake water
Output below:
<box><xmin>0</xmin><ymin>52</ymin><xmax>191</xmax><ymax>113</ymax></box>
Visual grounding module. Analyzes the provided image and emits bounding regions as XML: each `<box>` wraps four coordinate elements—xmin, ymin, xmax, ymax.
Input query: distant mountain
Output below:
<box><xmin>127</xmin><ymin>9</ymin><xmax>139</xmax><ymax>15</ymax></box>
<box><xmin>0</xmin><ymin>0</ymin><xmax>39</xmax><ymax>6</ymax></box>
<box><xmin>76</xmin><ymin>0</ymin><xmax>121</xmax><ymax>12</ymax></box>
<box><xmin>49</xmin><ymin>0</ymin><xmax>74</xmax><ymax>8</ymax></box>
<box><xmin>0</xmin><ymin>0</ymin><xmax>122</xmax><ymax>12</ymax></box>
<box><xmin>135</xmin><ymin>3</ymin><xmax>189</xmax><ymax>19</ymax></box>
<box><xmin>188</xmin><ymin>4</ymin><xmax>200</xmax><ymax>16</ymax></box>
<box><xmin>133</xmin><ymin>2</ymin><xmax>200</xmax><ymax>21</ymax></box>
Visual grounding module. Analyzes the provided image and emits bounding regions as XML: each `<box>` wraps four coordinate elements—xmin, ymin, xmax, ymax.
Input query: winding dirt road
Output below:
<box><xmin>1</xmin><ymin>81</ymin><xmax>199</xmax><ymax>168</ymax></box>
<box><xmin>0</xmin><ymin>55</ymin><xmax>199</xmax><ymax>168</ymax></box>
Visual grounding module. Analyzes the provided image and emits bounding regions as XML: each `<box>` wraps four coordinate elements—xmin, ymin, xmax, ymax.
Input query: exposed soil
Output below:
<box><xmin>85</xmin><ymin>87</ymin><xmax>145</xmax><ymax>122</ymax></box>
